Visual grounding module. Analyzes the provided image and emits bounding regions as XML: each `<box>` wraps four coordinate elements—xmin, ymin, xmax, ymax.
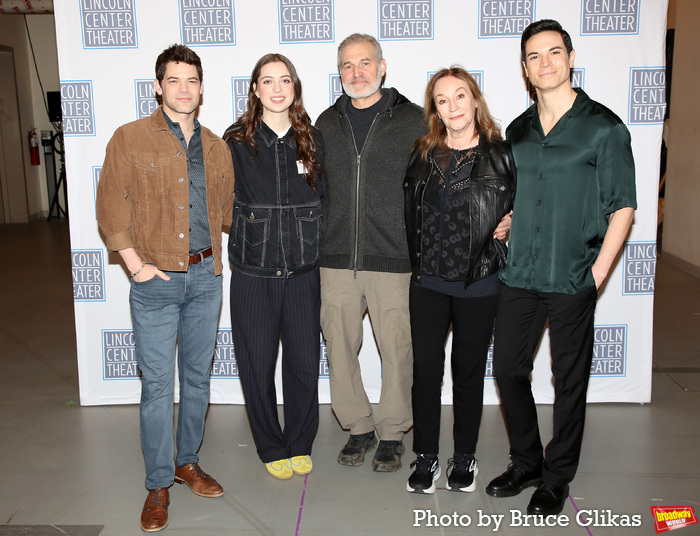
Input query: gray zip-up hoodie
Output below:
<box><xmin>316</xmin><ymin>88</ymin><xmax>425</xmax><ymax>273</ymax></box>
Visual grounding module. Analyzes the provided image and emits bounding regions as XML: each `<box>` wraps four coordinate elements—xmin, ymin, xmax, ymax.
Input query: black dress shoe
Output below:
<box><xmin>485</xmin><ymin>463</ymin><xmax>541</xmax><ymax>497</ymax></box>
<box><xmin>527</xmin><ymin>483</ymin><xmax>570</xmax><ymax>515</ymax></box>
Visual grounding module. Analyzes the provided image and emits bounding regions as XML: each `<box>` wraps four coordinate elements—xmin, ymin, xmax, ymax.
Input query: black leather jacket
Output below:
<box><xmin>403</xmin><ymin>136</ymin><xmax>516</xmax><ymax>287</ymax></box>
<box><xmin>225</xmin><ymin>121</ymin><xmax>324</xmax><ymax>278</ymax></box>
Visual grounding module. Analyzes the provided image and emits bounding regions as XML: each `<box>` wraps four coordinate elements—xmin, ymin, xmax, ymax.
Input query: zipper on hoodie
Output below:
<box><xmin>344</xmin><ymin>111</ymin><xmax>381</xmax><ymax>278</ymax></box>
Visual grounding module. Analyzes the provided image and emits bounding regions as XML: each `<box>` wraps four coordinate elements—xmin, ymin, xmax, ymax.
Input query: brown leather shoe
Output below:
<box><xmin>174</xmin><ymin>463</ymin><xmax>224</xmax><ymax>498</ymax></box>
<box><xmin>140</xmin><ymin>488</ymin><xmax>169</xmax><ymax>532</ymax></box>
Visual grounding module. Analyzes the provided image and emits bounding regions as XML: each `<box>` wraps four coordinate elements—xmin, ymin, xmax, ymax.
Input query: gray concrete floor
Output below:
<box><xmin>0</xmin><ymin>220</ymin><xmax>698</xmax><ymax>536</ymax></box>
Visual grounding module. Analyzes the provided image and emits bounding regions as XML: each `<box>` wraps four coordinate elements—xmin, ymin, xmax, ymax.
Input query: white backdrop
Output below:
<box><xmin>54</xmin><ymin>0</ymin><xmax>666</xmax><ymax>406</ymax></box>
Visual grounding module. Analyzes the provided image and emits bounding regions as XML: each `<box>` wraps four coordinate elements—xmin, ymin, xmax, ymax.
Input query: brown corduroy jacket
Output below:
<box><xmin>96</xmin><ymin>107</ymin><xmax>235</xmax><ymax>275</ymax></box>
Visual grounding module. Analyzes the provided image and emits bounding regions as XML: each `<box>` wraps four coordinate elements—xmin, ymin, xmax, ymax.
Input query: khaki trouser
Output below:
<box><xmin>320</xmin><ymin>268</ymin><xmax>413</xmax><ymax>440</ymax></box>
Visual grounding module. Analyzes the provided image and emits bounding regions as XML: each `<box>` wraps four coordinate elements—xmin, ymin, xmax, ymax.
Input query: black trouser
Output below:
<box><xmin>410</xmin><ymin>285</ymin><xmax>500</xmax><ymax>455</ymax></box>
<box><xmin>230</xmin><ymin>268</ymin><xmax>320</xmax><ymax>463</ymax></box>
<box><xmin>493</xmin><ymin>285</ymin><xmax>597</xmax><ymax>487</ymax></box>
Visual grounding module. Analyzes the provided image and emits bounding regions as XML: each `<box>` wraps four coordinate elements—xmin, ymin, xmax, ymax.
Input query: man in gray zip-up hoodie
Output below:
<box><xmin>315</xmin><ymin>33</ymin><xmax>426</xmax><ymax>472</ymax></box>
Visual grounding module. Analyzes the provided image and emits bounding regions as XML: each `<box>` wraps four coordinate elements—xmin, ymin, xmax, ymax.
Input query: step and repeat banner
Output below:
<box><xmin>54</xmin><ymin>0</ymin><xmax>666</xmax><ymax>406</ymax></box>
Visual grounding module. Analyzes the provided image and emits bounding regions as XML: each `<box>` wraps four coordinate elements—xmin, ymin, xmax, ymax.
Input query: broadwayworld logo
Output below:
<box><xmin>80</xmin><ymin>0</ymin><xmax>137</xmax><ymax>48</ymax></box>
<box><xmin>650</xmin><ymin>506</ymin><xmax>698</xmax><ymax>533</ymax></box>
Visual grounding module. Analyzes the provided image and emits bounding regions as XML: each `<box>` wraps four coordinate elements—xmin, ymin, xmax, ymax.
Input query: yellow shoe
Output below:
<box><xmin>265</xmin><ymin>459</ymin><xmax>293</xmax><ymax>480</ymax></box>
<box><xmin>290</xmin><ymin>455</ymin><xmax>313</xmax><ymax>475</ymax></box>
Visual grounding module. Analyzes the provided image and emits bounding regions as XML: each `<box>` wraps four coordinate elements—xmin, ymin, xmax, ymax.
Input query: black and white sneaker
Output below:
<box><xmin>446</xmin><ymin>454</ymin><xmax>478</xmax><ymax>492</ymax></box>
<box><xmin>406</xmin><ymin>455</ymin><xmax>441</xmax><ymax>494</ymax></box>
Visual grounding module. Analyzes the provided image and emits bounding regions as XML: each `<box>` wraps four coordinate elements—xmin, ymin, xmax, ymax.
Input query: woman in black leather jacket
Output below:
<box><xmin>224</xmin><ymin>53</ymin><xmax>324</xmax><ymax>481</ymax></box>
<box><xmin>403</xmin><ymin>67</ymin><xmax>515</xmax><ymax>495</ymax></box>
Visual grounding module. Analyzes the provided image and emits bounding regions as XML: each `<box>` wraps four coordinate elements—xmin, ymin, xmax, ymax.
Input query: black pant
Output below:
<box><xmin>493</xmin><ymin>285</ymin><xmax>597</xmax><ymax>487</ymax></box>
<box><xmin>230</xmin><ymin>268</ymin><xmax>320</xmax><ymax>463</ymax></box>
<box><xmin>410</xmin><ymin>285</ymin><xmax>500</xmax><ymax>455</ymax></box>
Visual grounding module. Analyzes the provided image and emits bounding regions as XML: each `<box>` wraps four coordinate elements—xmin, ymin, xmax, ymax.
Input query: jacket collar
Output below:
<box><xmin>257</xmin><ymin>119</ymin><xmax>297</xmax><ymax>150</ymax></box>
<box><xmin>148</xmin><ymin>106</ymin><xmax>218</xmax><ymax>153</ymax></box>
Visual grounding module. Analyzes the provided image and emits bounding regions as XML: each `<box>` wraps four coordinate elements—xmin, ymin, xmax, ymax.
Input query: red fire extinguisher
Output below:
<box><xmin>29</xmin><ymin>128</ymin><xmax>40</xmax><ymax>166</ymax></box>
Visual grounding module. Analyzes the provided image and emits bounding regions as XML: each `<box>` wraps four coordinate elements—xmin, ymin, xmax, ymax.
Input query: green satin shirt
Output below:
<box><xmin>501</xmin><ymin>89</ymin><xmax>637</xmax><ymax>294</ymax></box>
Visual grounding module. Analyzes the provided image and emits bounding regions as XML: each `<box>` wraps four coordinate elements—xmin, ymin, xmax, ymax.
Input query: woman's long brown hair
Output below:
<box><xmin>414</xmin><ymin>66</ymin><xmax>502</xmax><ymax>160</ymax></box>
<box><xmin>225</xmin><ymin>53</ymin><xmax>321</xmax><ymax>192</ymax></box>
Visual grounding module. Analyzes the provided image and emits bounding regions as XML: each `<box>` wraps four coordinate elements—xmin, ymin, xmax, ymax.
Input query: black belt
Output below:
<box><xmin>188</xmin><ymin>247</ymin><xmax>213</xmax><ymax>265</ymax></box>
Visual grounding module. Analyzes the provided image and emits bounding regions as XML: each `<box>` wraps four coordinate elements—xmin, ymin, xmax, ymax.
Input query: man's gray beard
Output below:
<box><xmin>342</xmin><ymin>66</ymin><xmax>383</xmax><ymax>100</ymax></box>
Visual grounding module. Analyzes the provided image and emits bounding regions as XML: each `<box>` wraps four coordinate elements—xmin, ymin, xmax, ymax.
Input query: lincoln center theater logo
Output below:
<box><xmin>623</xmin><ymin>241</ymin><xmax>656</xmax><ymax>295</ymax></box>
<box><xmin>279</xmin><ymin>0</ymin><xmax>333</xmax><ymax>43</ymax></box>
<box><xmin>527</xmin><ymin>68</ymin><xmax>583</xmax><ymax>107</ymax></box>
<box><xmin>650</xmin><ymin>506</ymin><xmax>698</xmax><ymax>533</ymax></box>
<box><xmin>135</xmin><ymin>80</ymin><xmax>158</xmax><ymax>119</ymax></box>
<box><xmin>379</xmin><ymin>0</ymin><xmax>433</xmax><ymax>40</ymax></box>
<box><xmin>484</xmin><ymin>333</ymin><xmax>495</xmax><ymax>379</ymax></box>
<box><xmin>319</xmin><ymin>333</ymin><xmax>329</xmax><ymax>378</ymax></box>
<box><xmin>329</xmin><ymin>74</ymin><xmax>343</xmax><ymax>105</ymax></box>
<box><xmin>92</xmin><ymin>166</ymin><xmax>102</xmax><ymax>219</ymax></box>
<box><xmin>72</xmin><ymin>249</ymin><xmax>105</xmax><ymax>301</ymax></box>
<box><xmin>429</xmin><ymin>70</ymin><xmax>483</xmax><ymax>92</ymax></box>
<box><xmin>102</xmin><ymin>329</ymin><xmax>139</xmax><ymax>379</ymax></box>
<box><xmin>232</xmin><ymin>77</ymin><xmax>250</xmax><ymax>121</ymax></box>
<box><xmin>180</xmin><ymin>0</ymin><xmax>235</xmax><ymax>46</ymax></box>
<box><xmin>581</xmin><ymin>0</ymin><xmax>639</xmax><ymax>35</ymax></box>
<box><xmin>479</xmin><ymin>0</ymin><xmax>533</xmax><ymax>38</ymax></box>
<box><xmin>212</xmin><ymin>329</ymin><xmax>237</xmax><ymax>378</ymax></box>
<box><xmin>629</xmin><ymin>68</ymin><xmax>666</xmax><ymax>124</ymax></box>
<box><xmin>80</xmin><ymin>0</ymin><xmax>137</xmax><ymax>48</ymax></box>
<box><xmin>61</xmin><ymin>81</ymin><xmax>95</xmax><ymax>136</ymax></box>
<box><xmin>591</xmin><ymin>325</ymin><xmax>626</xmax><ymax>376</ymax></box>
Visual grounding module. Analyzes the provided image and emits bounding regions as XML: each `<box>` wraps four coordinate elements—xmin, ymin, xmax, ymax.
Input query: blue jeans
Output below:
<box><xmin>129</xmin><ymin>255</ymin><xmax>222</xmax><ymax>490</ymax></box>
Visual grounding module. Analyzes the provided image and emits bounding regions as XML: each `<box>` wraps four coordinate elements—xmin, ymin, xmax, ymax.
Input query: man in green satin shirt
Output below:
<box><xmin>485</xmin><ymin>19</ymin><xmax>637</xmax><ymax>516</ymax></box>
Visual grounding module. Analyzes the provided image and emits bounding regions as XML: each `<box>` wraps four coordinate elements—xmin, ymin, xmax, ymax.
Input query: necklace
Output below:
<box><xmin>449</xmin><ymin>146</ymin><xmax>476</xmax><ymax>166</ymax></box>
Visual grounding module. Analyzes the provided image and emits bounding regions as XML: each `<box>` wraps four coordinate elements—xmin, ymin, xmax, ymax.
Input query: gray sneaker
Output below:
<box><xmin>371</xmin><ymin>440</ymin><xmax>405</xmax><ymax>472</ymax></box>
<box><xmin>338</xmin><ymin>432</ymin><xmax>377</xmax><ymax>466</ymax></box>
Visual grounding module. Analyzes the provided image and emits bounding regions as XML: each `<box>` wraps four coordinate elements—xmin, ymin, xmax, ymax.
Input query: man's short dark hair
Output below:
<box><xmin>155</xmin><ymin>44</ymin><xmax>203</xmax><ymax>83</ymax></box>
<box><xmin>521</xmin><ymin>19</ymin><xmax>574</xmax><ymax>62</ymax></box>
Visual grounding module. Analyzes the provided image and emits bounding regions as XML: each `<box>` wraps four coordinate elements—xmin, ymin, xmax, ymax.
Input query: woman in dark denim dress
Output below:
<box><xmin>224</xmin><ymin>53</ymin><xmax>324</xmax><ymax>480</ymax></box>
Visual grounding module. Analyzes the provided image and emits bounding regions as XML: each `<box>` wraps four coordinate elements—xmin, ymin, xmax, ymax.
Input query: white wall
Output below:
<box><xmin>663</xmin><ymin>0</ymin><xmax>700</xmax><ymax>276</ymax></box>
<box><xmin>0</xmin><ymin>13</ymin><xmax>59</xmax><ymax>220</ymax></box>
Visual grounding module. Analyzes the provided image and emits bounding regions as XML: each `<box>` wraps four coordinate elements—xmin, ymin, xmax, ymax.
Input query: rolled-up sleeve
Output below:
<box><xmin>96</xmin><ymin>128</ymin><xmax>136</xmax><ymax>252</ymax></box>
<box><xmin>597</xmin><ymin>122</ymin><xmax>637</xmax><ymax>216</ymax></box>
